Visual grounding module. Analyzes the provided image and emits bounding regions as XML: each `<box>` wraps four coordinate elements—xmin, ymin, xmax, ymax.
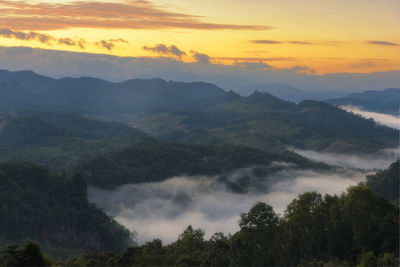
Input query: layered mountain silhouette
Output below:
<box><xmin>326</xmin><ymin>88</ymin><xmax>400</xmax><ymax>114</ymax></box>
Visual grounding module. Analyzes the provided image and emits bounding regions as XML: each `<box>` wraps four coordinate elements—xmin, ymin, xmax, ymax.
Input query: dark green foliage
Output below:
<box><xmin>0</xmin><ymin>162</ymin><xmax>133</xmax><ymax>254</ymax></box>
<box><xmin>0</xmin><ymin>241</ymin><xmax>50</xmax><ymax>267</ymax></box>
<box><xmin>364</xmin><ymin>160</ymin><xmax>399</xmax><ymax>203</ymax></box>
<box><xmin>0</xmin><ymin>112</ymin><xmax>151</xmax><ymax>169</ymax></box>
<box><xmin>1</xmin><ymin>70</ymin><xmax>397</xmax><ymax>154</ymax></box>
<box><xmin>135</xmin><ymin>92</ymin><xmax>399</xmax><ymax>154</ymax></box>
<box><xmin>76</xmin><ymin>142</ymin><xmax>325</xmax><ymax>188</ymax></box>
<box><xmin>32</xmin><ymin>184</ymin><xmax>398</xmax><ymax>266</ymax></box>
<box><xmin>231</xmin><ymin>202</ymin><xmax>280</xmax><ymax>266</ymax></box>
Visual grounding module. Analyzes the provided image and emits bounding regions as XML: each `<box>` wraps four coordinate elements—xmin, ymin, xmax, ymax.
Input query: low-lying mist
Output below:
<box><xmin>295</xmin><ymin>147</ymin><xmax>399</xmax><ymax>170</ymax></box>
<box><xmin>88</xmin><ymin>163</ymin><xmax>369</xmax><ymax>244</ymax></box>
<box><xmin>341</xmin><ymin>105</ymin><xmax>399</xmax><ymax>130</ymax></box>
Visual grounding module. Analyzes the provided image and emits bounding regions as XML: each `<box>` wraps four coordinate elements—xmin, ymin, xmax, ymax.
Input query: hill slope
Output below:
<box><xmin>0</xmin><ymin>70</ymin><xmax>240</xmax><ymax>114</ymax></box>
<box><xmin>0</xmin><ymin>162</ymin><xmax>133</xmax><ymax>253</ymax></box>
<box><xmin>326</xmin><ymin>88</ymin><xmax>400</xmax><ymax>115</ymax></box>
<box><xmin>76</xmin><ymin>142</ymin><xmax>326</xmax><ymax>188</ymax></box>
<box><xmin>132</xmin><ymin>92</ymin><xmax>399</xmax><ymax>153</ymax></box>
<box><xmin>0</xmin><ymin>112</ymin><xmax>151</xmax><ymax>168</ymax></box>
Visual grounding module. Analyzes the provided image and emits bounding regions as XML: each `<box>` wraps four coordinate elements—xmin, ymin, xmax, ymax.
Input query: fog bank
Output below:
<box><xmin>341</xmin><ymin>105</ymin><xmax>399</xmax><ymax>129</ymax></box>
<box><xmin>295</xmin><ymin>147</ymin><xmax>399</xmax><ymax>170</ymax></box>
<box><xmin>88</xmin><ymin>165</ymin><xmax>368</xmax><ymax>244</ymax></box>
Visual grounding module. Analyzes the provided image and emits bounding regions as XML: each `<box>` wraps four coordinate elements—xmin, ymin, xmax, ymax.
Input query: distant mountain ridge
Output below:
<box><xmin>238</xmin><ymin>83</ymin><xmax>346</xmax><ymax>102</ymax></box>
<box><xmin>0</xmin><ymin>70</ymin><xmax>398</xmax><ymax>154</ymax></box>
<box><xmin>133</xmin><ymin>91</ymin><xmax>399</xmax><ymax>154</ymax></box>
<box><xmin>326</xmin><ymin>88</ymin><xmax>400</xmax><ymax>114</ymax></box>
<box><xmin>0</xmin><ymin>70</ymin><xmax>240</xmax><ymax>114</ymax></box>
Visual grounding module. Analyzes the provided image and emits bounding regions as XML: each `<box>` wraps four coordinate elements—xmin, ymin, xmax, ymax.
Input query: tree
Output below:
<box><xmin>231</xmin><ymin>202</ymin><xmax>279</xmax><ymax>266</ymax></box>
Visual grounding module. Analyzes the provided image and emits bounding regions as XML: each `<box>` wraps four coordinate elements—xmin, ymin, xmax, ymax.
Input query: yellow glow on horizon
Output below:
<box><xmin>0</xmin><ymin>0</ymin><xmax>399</xmax><ymax>74</ymax></box>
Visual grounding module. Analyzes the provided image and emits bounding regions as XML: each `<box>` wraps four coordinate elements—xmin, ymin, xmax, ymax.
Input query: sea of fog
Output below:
<box><xmin>88</xmin><ymin>165</ymin><xmax>370</xmax><ymax>244</ymax></box>
<box><xmin>340</xmin><ymin>105</ymin><xmax>399</xmax><ymax>130</ymax></box>
<box><xmin>88</xmin><ymin>108</ymin><xmax>399</xmax><ymax>244</ymax></box>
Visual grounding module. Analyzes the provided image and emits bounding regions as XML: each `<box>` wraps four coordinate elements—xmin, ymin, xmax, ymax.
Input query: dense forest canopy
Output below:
<box><xmin>0</xmin><ymin>70</ymin><xmax>398</xmax><ymax>266</ymax></box>
<box><xmin>1</xmin><ymin>184</ymin><xmax>398</xmax><ymax>266</ymax></box>
<box><xmin>0</xmin><ymin>70</ymin><xmax>398</xmax><ymax>154</ymax></box>
<box><xmin>364</xmin><ymin>160</ymin><xmax>399</xmax><ymax>203</ymax></box>
<box><xmin>0</xmin><ymin>162</ymin><xmax>133</xmax><ymax>255</ymax></box>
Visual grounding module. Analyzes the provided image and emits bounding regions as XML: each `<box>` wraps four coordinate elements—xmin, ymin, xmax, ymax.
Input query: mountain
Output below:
<box><xmin>75</xmin><ymin>142</ymin><xmax>326</xmax><ymax>188</ymax></box>
<box><xmin>364</xmin><ymin>160</ymin><xmax>399</xmax><ymax>203</ymax></box>
<box><xmin>0</xmin><ymin>70</ymin><xmax>240</xmax><ymax>114</ymax></box>
<box><xmin>132</xmin><ymin>92</ymin><xmax>399</xmax><ymax>154</ymax></box>
<box><xmin>326</xmin><ymin>88</ymin><xmax>400</xmax><ymax>114</ymax></box>
<box><xmin>238</xmin><ymin>83</ymin><xmax>346</xmax><ymax>102</ymax></box>
<box><xmin>0</xmin><ymin>70</ymin><xmax>397</xmax><ymax>154</ymax></box>
<box><xmin>0</xmin><ymin>162</ymin><xmax>133</xmax><ymax>254</ymax></box>
<box><xmin>0</xmin><ymin>112</ymin><xmax>151</xmax><ymax>168</ymax></box>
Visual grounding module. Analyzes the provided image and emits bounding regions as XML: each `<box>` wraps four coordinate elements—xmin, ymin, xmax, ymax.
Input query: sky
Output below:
<box><xmin>0</xmin><ymin>0</ymin><xmax>399</xmax><ymax>74</ymax></box>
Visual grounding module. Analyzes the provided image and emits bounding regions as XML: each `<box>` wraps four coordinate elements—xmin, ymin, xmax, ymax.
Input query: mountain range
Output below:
<box><xmin>326</xmin><ymin>88</ymin><xmax>400</xmax><ymax>115</ymax></box>
<box><xmin>0</xmin><ymin>70</ymin><xmax>398</xmax><ymax>154</ymax></box>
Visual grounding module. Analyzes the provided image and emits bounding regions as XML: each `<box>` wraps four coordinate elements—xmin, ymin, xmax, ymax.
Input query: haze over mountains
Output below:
<box><xmin>1</xmin><ymin>46</ymin><xmax>400</xmax><ymax>92</ymax></box>
<box><xmin>0</xmin><ymin>69</ymin><xmax>398</xmax><ymax>263</ymax></box>
<box><xmin>0</xmin><ymin>70</ymin><xmax>398</xmax><ymax>155</ymax></box>
<box><xmin>238</xmin><ymin>83</ymin><xmax>346</xmax><ymax>101</ymax></box>
<box><xmin>327</xmin><ymin>88</ymin><xmax>400</xmax><ymax>115</ymax></box>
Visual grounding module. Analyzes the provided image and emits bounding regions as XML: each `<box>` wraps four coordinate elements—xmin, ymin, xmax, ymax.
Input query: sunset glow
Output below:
<box><xmin>0</xmin><ymin>0</ymin><xmax>399</xmax><ymax>73</ymax></box>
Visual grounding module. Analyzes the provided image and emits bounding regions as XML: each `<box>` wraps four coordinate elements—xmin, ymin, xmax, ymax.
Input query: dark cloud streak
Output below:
<box><xmin>368</xmin><ymin>41</ymin><xmax>398</xmax><ymax>46</ymax></box>
<box><xmin>0</xmin><ymin>28</ymin><xmax>55</xmax><ymax>44</ymax></box>
<box><xmin>143</xmin><ymin>44</ymin><xmax>186</xmax><ymax>58</ymax></box>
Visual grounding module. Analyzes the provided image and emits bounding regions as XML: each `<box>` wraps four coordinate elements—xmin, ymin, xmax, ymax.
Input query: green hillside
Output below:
<box><xmin>132</xmin><ymin>92</ymin><xmax>398</xmax><ymax>153</ymax></box>
<box><xmin>76</xmin><ymin>142</ymin><xmax>325</xmax><ymax>188</ymax></box>
<box><xmin>0</xmin><ymin>162</ymin><xmax>133</xmax><ymax>255</ymax></box>
<box><xmin>3</xmin><ymin>185</ymin><xmax>398</xmax><ymax>266</ymax></box>
<box><xmin>364</xmin><ymin>160</ymin><xmax>399</xmax><ymax>203</ymax></box>
<box><xmin>0</xmin><ymin>112</ymin><xmax>151</xmax><ymax>169</ymax></box>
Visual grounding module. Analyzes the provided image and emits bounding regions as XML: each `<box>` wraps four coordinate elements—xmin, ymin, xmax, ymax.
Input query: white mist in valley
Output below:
<box><xmin>340</xmin><ymin>105</ymin><xmax>399</xmax><ymax>130</ymax></box>
<box><xmin>295</xmin><ymin>147</ymin><xmax>399</xmax><ymax>170</ymax></box>
<box><xmin>88</xmin><ymin>165</ymin><xmax>369</xmax><ymax>244</ymax></box>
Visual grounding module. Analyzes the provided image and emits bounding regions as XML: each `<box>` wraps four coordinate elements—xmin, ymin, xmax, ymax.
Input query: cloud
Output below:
<box><xmin>0</xmin><ymin>46</ymin><xmax>399</xmax><ymax>93</ymax></box>
<box><xmin>251</xmin><ymin>40</ymin><xmax>345</xmax><ymax>46</ymax></box>
<box><xmin>368</xmin><ymin>41</ymin><xmax>398</xmax><ymax>46</ymax></box>
<box><xmin>58</xmin><ymin>38</ymin><xmax>75</xmax><ymax>47</ymax></box>
<box><xmin>214</xmin><ymin>56</ymin><xmax>297</xmax><ymax>62</ymax></box>
<box><xmin>290</xmin><ymin>65</ymin><xmax>316</xmax><ymax>74</ymax></box>
<box><xmin>340</xmin><ymin>105</ymin><xmax>399</xmax><ymax>129</ymax></box>
<box><xmin>109</xmin><ymin>38</ymin><xmax>129</xmax><ymax>44</ymax></box>
<box><xmin>143</xmin><ymin>44</ymin><xmax>186</xmax><ymax>58</ymax></box>
<box><xmin>0</xmin><ymin>27</ymin><xmax>89</xmax><ymax>49</ymax></box>
<box><xmin>191</xmin><ymin>51</ymin><xmax>211</xmax><ymax>64</ymax></box>
<box><xmin>0</xmin><ymin>28</ymin><xmax>55</xmax><ymax>44</ymax></box>
<box><xmin>251</xmin><ymin>40</ymin><xmax>282</xmax><ymax>44</ymax></box>
<box><xmin>87</xmin><ymin>165</ymin><xmax>368</xmax><ymax>244</ymax></box>
<box><xmin>96</xmin><ymin>40</ymin><xmax>115</xmax><ymax>51</ymax></box>
<box><xmin>0</xmin><ymin>0</ymin><xmax>272</xmax><ymax>31</ymax></box>
<box><xmin>58</xmin><ymin>38</ymin><xmax>87</xmax><ymax>49</ymax></box>
<box><xmin>288</xmin><ymin>41</ymin><xmax>313</xmax><ymax>45</ymax></box>
<box><xmin>295</xmin><ymin>146</ymin><xmax>399</xmax><ymax>170</ymax></box>
<box><xmin>233</xmin><ymin>61</ymin><xmax>272</xmax><ymax>70</ymax></box>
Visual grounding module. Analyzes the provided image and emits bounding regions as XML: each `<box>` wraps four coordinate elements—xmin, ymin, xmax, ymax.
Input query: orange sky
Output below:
<box><xmin>0</xmin><ymin>0</ymin><xmax>399</xmax><ymax>74</ymax></box>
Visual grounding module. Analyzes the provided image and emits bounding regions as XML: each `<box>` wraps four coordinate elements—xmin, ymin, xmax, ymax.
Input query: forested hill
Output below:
<box><xmin>75</xmin><ymin>142</ymin><xmax>326</xmax><ymax>188</ymax></box>
<box><xmin>133</xmin><ymin>92</ymin><xmax>399</xmax><ymax>154</ymax></box>
<box><xmin>364</xmin><ymin>160</ymin><xmax>399</xmax><ymax>203</ymax></box>
<box><xmin>0</xmin><ymin>70</ymin><xmax>398</xmax><ymax>153</ymax></box>
<box><xmin>0</xmin><ymin>162</ymin><xmax>133</xmax><ymax>255</ymax></box>
<box><xmin>326</xmin><ymin>88</ymin><xmax>400</xmax><ymax>114</ymax></box>
<box><xmin>0</xmin><ymin>70</ymin><xmax>240</xmax><ymax>114</ymax></box>
<box><xmin>0</xmin><ymin>112</ymin><xmax>152</xmax><ymax>168</ymax></box>
<box><xmin>2</xmin><ymin>184</ymin><xmax>398</xmax><ymax>266</ymax></box>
